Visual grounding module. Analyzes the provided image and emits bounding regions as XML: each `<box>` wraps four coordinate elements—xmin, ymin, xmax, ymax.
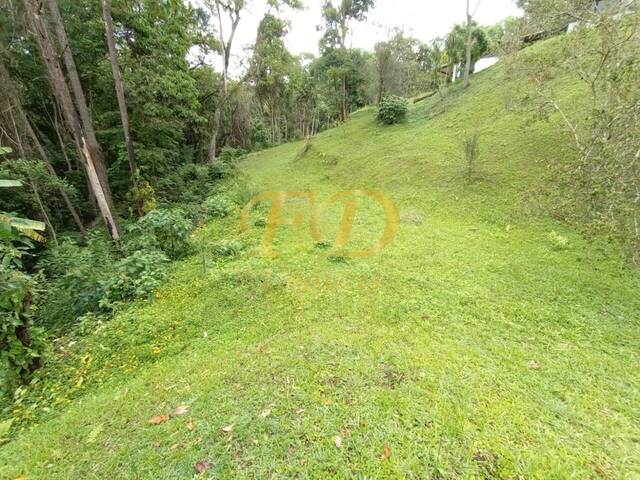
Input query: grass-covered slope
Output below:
<box><xmin>1</xmin><ymin>42</ymin><xmax>639</xmax><ymax>479</ymax></box>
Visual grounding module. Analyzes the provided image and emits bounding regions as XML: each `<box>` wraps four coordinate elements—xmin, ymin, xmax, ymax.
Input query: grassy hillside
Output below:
<box><xmin>1</xmin><ymin>40</ymin><xmax>639</xmax><ymax>479</ymax></box>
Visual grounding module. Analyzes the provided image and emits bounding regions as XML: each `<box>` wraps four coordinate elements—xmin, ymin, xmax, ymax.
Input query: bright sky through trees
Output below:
<box><xmin>195</xmin><ymin>0</ymin><xmax>523</xmax><ymax>74</ymax></box>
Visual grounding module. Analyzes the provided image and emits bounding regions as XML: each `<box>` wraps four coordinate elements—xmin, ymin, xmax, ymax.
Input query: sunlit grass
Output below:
<box><xmin>1</xmin><ymin>39</ymin><xmax>639</xmax><ymax>479</ymax></box>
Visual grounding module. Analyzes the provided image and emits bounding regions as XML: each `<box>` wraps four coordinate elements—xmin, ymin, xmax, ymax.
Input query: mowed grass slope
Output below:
<box><xmin>2</xmin><ymin>41</ymin><xmax>639</xmax><ymax>479</ymax></box>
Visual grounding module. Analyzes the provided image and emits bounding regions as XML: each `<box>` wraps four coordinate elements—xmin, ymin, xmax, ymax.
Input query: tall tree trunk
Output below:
<box><xmin>23</xmin><ymin>0</ymin><xmax>119</xmax><ymax>240</ymax></box>
<box><xmin>463</xmin><ymin>0</ymin><xmax>473</xmax><ymax>89</ymax></box>
<box><xmin>208</xmin><ymin>1</ymin><xmax>241</xmax><ymax>163</ymax></box>
<box><xmin>46</xmin><ymin>0</ymin><xmax>117</xmax><ymax>218</ymax></box>
<box><xmin>0</xmin><ymin>50</ymin><xmax>86</xmax><ymax>234</ymax></box>
<box><xmin>102</xmin><ymin>0</ymin><xmax>137</xmax><ymax>187</ymax></box>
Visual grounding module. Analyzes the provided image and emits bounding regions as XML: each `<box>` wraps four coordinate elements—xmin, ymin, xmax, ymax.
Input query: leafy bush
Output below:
<box><xmin>37</xmin><ymin>235</ymin><xmax>115</xmax><ymax>327</ymax></box>
<box><xmin>377</xmin><ymin>95</ymin><xmax>409</xmax><ymax>125</ymax></box>
<box><xmin>154</xmin><ymin>163</ymin><xmax>220</xmax><ymax>204</ymax></box>
<box><xmin>0</xmin><ymin>266</ymin><xmax>44</xmax><ymax>394</ymax></box>
<box><xmin>125</xmin><ymin>179</ymin><xmax>157</xmax><ymax>216</ymax></box>
<box><xmin>99</xmin><ymin>250</ymin><xmax>169</xmax><ymax>309</ymax></box>
<box><xmin>127</xmin><ymin>208</ymin><xmax>193</xmax><ymax>259</ymax></box>
<box><xmin>210</xmin><ymin>147</ymin><xmax>245</xmax><ymax>180</ymax></box>
<box><xmin>203</xmin><ymin>194</ymin><xmax>233</xmax><ymax>218</ymax></box>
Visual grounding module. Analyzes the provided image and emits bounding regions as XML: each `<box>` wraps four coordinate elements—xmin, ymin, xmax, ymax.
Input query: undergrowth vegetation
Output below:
<box><xmin>377</xmin><ymin>95</ymin><xmax>409</xmax><ymax>124</ymax></box>
<box><xmin>1</xmin><ymin>24</ymin><xmax>639</xmax><ymax>480</ymax></box>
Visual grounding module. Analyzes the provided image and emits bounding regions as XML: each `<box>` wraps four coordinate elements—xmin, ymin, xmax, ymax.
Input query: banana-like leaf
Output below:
<box><xmin>0</xmin><ymin>146</ymin><xmax>12</xmax><ymax>155</ymax></box>
<box><xmin>0</xmin><ymin>214</ymin><xmax>46</xmax><ymax>243</ymax></box>
<box><xmin>10</xmin><ymin>217</ymin><xmax>46</xmax><ymax>231</ymax></box>
<box><xmin>0</xmin><ymin>179</ymin><xmax>23</xmax><ymax>188</ymax></box>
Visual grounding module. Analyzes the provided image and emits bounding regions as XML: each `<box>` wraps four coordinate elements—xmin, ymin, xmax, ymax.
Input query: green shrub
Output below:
<box><xmin>127</xmin><ymin>208</ymin><xmax>193</xmax><ymax>259</ymax></box>
<box><xmin>463</xmin><ymin>132</ymin><xmax>481</xmax><ymax>182</ymax></box>
<box><xmin>37</xmin><ymin>234</ymin><xmax>115</xmax><ymax>327</ymax></box>
<box><xmin>377</xmin><ymin>96</ymin><xmax>409</xmax><ymax>125</ymax></box>
<box><xmin>0</xmin><ymin>266</ymin><xmax>45</xmax><ymax>394</ymax></box>
<box><xmin>203</xmin><ymin>194</ymin><xmax>233</xmax><ymax>218</ymax></box>
<box><xmin>99</xmin><ymin>250</ymin><xmax>169</xmax><ymax>309</ymax></box>
<box><xmin>210</xmin><ymin>148</ymin><xmax>245</xmax><ymax>180</ymax></box>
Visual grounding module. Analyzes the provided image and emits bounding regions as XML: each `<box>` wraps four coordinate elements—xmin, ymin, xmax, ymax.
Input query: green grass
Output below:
<box><xmin>1</xmin><ymin>39</ymin><xmax>639</xmax><ymax>479</ymax></box>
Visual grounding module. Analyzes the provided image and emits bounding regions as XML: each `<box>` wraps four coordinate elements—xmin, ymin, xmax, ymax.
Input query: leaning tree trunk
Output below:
<box><xmin>23</xmin><ymin>0</ymin><xmax>119</xmax><ymax>240</ymax></box>
<box><xmin>46</xmin><ymin>0</ymin><xmax>117</xmax><ymax>218</ymax></box>
<box><xmin>0</xmin><ymin>58</ymin><xmax>86</xmax><ymax>234</ymax></box>
<box><xmin>102</xmin><ymin>0</ymin><xmax>137</xmax><ymax>187</ymax></box>
<box><xmin>463</xmin><ymin>0</ymin><xmax>473</xmax><ymax>89</ymax></box>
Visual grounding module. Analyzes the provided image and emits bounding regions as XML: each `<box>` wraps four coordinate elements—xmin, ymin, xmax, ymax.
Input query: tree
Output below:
<box><xmin>0</xmin><ymin>56</ymin><xmax>85</xmax><ymax>234</ymax></box>
<box><xmin>375</xmin><ymin>32</ymin><xmax>420</xmax><ymax>100</ymax></box>
<box><xmin>319</xmin><ymin>0</ymin><xmax>375</xmax><ymax>120</ymax></box>
<box><xmin>464</xmin><ymin>0</ymin><xmax>484</xmax><ymax>88</ymax></box>
<box><xmin>250</xmin><ymin>13</ymin><xmax>297</xmax><ymax>144</ymax></box>
<box><xmin>101</xmin><ymin>0</ymin><xmax>137</xmax><ymax>189</ymax></box>
<box><xmin>46</xmin><ymin>0</ymin><xmax>117</xmax><ymax>218</ymax></box>
<box><xmin>509</xmin><ymin>2</ymin><xmax>640</xmax><ymax>263</ymax></box>
<box><xmin>22</xmin><ymin>0</ymin><xmax>120</xmax><ymax>240</ymax></box>
<box><xmin>204</xmin><ymin>0</ymin><xmax>301</xmax><ymax>162</ymax></box>
<box><xmin>447</xmin><ymin>22</ymin><xmax>488</xmax><ymax>83</ymax></box>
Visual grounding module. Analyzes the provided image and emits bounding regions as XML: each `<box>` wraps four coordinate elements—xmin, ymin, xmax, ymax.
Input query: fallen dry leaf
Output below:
<box><xmin>381</xmin><ymin>444</ymin><xmax>392</xmax><ymax>460</ymax></box>
<box><xmin>340</xmin><ymin>428</ymin><xmax>350</xmax><ymax>438</ymax></box>
<box><xmin>172</xmin><ymin>405</ymin><xmax>189</xmax><ymax>416</ymax></box>
<box><xmin>194</xmin><ymin>460</ymin><xmax>212</xmax><ymax>474</ymax></box>
<box><xmin>334</xmin><ymin>435</ymin><xmax>342</xmax><ymax>448</ymax></box>
<box><xmin>528</xmin><ymin>360</ymin><xmax>541</xmax><ymax>370</ymax></box>
<box><xmin>260</xmin><ymin>408</ymin><xmax>271</xmax><ymax>418</ymax></box>
<box><xmin>186</xmin><ymin>420</ymin><xmax>195</xmax><ymax>431</ymax></box>
<box><xmin>323</xmin><ymin>399</ymin><xmax>333</xmax><ymax>406</ymax></box>
<box><xmin>148</xmin><ymin>414</ymin><xmax>170</xmax><ymax>425</ymax></box>
<box><xmin>221</xmin><ymin>424</ymin><xmax>234</xmax><ymax>433</ymax></box>
<box><xmin>295</xmin><ymin>408</ymin><xmax>305</xmax><ymax>415</ymax></box>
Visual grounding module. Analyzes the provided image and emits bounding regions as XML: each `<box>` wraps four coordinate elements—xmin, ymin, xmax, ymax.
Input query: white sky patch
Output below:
<box><xmin>191</xmin><ymin>0</ymin><xmax>523</xmax><ymax>76</ymax></box>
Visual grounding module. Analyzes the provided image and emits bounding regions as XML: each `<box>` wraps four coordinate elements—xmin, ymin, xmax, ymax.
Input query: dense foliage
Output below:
<box><xmin>377</xmin><ymin>95</ymin><xmax>408</xmax><ymax>125</ymax></box>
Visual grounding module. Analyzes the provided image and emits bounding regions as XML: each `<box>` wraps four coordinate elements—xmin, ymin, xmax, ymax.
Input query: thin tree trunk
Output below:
<box><xmin>23</xmin><ymin>0</ymin><xmax>119</xmax><ymax>239</ymax></box>
<box><xmin>102</xmin><ymin>0</ymin><xmax>137</xmax><ymax>186</ymax></box>
<box><xmin>46</xmin><ymin>0</ymin><xmax>117</xmax><ymax>217</ymax></box>
<box><xmin>7</xmin><ymin>106</ymin><xmax>26</xmax><ymax>159</ymax></box>
<box><xmin>208</xmin><ymin>1</ymin><xmax>241</xmax><ymax>163</ymax></box>
<box><xmin>30</xmin><ymin>179</ymin><xmax>58</xmax><ymax>244</ymax></box>
<box><xmin>25</xmin><ymin>115</ymin><xmax>86</xmax><ymax>234</ymax></box>
<box><xmin>0</xmin><ymin>54</ymin><xmax>86</xmax><ymax>234</ymax></box>
<box><xmin>49</xmin><ymin>102</ymin><xmax>73</xmax><ymax>171</ymax></box>
<box><xmin>463</xmin><ymin>0</ymin><xmax>476</xmax><ymax>89</ymax></box>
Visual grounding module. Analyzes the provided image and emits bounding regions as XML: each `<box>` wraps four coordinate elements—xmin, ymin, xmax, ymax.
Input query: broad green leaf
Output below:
<box><xmin>0</xmin><ymin>146</ymin><xmax>12</xmax><ymax>155</ymax></box>
<box><xmin>10</xmin><ymin>217</ymin><xmax>46</xmax><ymax>231</ymax></box>
<box><xmin>0</xmin><ymin>179</ymin><xmax>22</xmax><ymax>188</ymax></box>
